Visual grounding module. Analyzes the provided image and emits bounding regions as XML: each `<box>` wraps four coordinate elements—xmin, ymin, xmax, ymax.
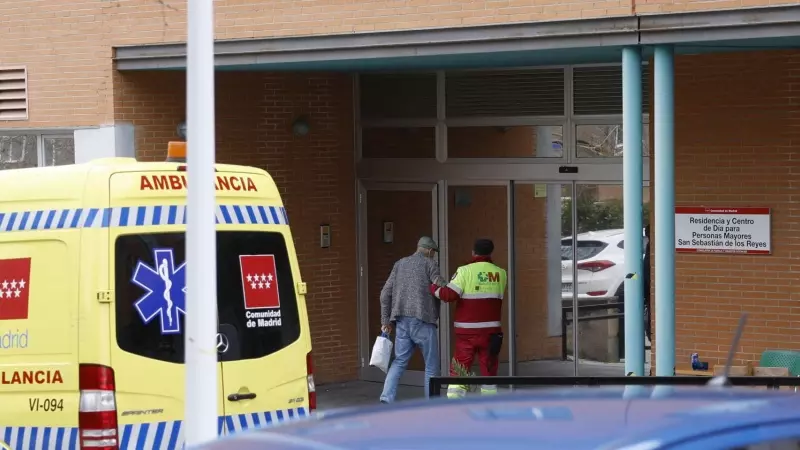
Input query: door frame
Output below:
<box><xmin>356</xmin><ymin>175</ymin><xmax>651</xmax><ymax>382</ymax></box>
<box><xmin>357</xmin><ymin>180</ymin><xmax>440</xmax><ymax>386</ymax></box>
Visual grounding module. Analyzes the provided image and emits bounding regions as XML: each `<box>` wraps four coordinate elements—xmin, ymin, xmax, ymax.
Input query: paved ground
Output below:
<box><xmin>317</xmin><ymin>358</ymin><xmax>651</xmax><ymax>411</ymax></box>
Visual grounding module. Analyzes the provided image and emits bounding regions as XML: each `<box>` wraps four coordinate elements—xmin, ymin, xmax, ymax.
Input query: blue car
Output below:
<box><xmin>195</xmin><ymin>387</ymin><xmax>800</xmax><ymax>450</ymax></box>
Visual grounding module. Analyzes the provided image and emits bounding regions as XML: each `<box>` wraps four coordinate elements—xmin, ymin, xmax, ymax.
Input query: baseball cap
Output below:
<box><xmin>418</xmin><ymin>236</ymin><xmax>439</xmax><ymax>252</ymax></box>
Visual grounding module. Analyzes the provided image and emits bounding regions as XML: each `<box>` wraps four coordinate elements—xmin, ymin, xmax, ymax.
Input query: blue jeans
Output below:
<box><xmin>380</xmin><ymin>316</ymin><xmax>440</xmax><ymax>403</ymax></box>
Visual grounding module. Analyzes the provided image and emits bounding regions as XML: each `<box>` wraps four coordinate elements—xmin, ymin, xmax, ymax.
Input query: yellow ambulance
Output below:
<box><xmin>0</xmin><ymin>142</ymin><xmax>315</xmax><ymax>450</ymax></box>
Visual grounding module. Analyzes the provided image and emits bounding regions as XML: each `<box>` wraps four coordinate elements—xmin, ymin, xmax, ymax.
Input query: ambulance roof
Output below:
<box><xmin>0</xmin><ymin>157</ymin><xmax>278</xmax><ymax>206</ymax></box>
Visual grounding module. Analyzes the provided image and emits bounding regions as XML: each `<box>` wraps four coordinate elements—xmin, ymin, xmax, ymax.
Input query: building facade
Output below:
<box><xmin>2</xmin><ymin>0</ymin><xmax>799</xmax><ymax>383</ymax></box>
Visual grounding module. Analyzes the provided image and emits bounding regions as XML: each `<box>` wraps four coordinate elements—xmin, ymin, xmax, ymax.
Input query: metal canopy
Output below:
<box><xmin>114</xmin><ymin>4</ymin><xmax>800</xmax><ymax>71</ymax></box>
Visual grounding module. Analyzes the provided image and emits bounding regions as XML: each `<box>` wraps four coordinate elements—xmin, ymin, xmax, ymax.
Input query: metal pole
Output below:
<box><xmin>185</xmin><ymin>0</ymin><xmax>218</xmax><ymax>445</ymax></box>
<box><xmin>438</xmin><ymin>181</ymin><xmax>451</xmax><ymax>382</ymax></box>
<box><xmin>571</xmin><ymin>182</ymin><xmax>580</xmax><ymax>376</ymax></box>
<box><xmin>507</xmin><ymin>181</ymin><xmax>516</xmax><ymax>379</ymax></box>
<box><xmin>654</xmin><ymin>45</ymin><xmax>676</xmax><ymax>377</ymax></box>
<box><xmin>622</xmin><ymin>46</ymin><xmax>645</xmax><ymax>376</ymax></box>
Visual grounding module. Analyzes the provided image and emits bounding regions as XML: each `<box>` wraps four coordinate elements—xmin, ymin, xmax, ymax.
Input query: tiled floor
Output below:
<box><xmin>317</xmin><ymin>358</ymin><xmax>650</xmax><ymax>411</ymax></box>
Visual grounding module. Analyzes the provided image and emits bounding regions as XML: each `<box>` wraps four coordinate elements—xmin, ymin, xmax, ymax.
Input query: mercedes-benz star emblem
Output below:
<box><xmin>216</xmin><ymin>333</ymin><xmax>230</xmax><ymax>354</ymax></box>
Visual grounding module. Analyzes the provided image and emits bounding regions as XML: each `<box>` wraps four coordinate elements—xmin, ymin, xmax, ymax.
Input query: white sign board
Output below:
<box><xmin>675</xmin><ymin>207</ymin><xmax>771</xmax><ymax>255</ymax></box>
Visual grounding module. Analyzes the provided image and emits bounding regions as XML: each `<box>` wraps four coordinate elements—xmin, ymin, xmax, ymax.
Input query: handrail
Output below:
<box><xmin>562</xmin><ymin>301</ymin><xmax>624</xmax><ymax>313</ymax></box>
<box><xmin>428</xmin><ymin>376</ymin><xmax>800</xmax><ymax>397</ymax></box>
<box><xmin>561</xmin><ymin>302</ymin><xmax>624</xmax><ymax>360</ymax></box>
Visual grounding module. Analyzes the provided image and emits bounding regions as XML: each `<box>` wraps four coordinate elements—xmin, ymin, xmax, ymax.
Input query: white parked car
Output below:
<box><xmin>561</xmin><ymin>229</ymin><xmax>627</xmax><ymax>303</ymax></box>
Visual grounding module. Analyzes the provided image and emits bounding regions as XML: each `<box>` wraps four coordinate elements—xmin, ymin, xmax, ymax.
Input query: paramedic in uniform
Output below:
<box><xmin>431</xmin><ymin>238</ymin><xmax>507</xmax><ymax>399</ymax></box>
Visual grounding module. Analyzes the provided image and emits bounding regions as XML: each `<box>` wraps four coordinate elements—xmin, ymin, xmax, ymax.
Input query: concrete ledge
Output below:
<box><xmin>640</xmin><ymin>4</ymin><xmax>800</xmax><ymax>44</ymax></box>
<box><xmin>115</xmin><ymin>16</ymin><xmax>637</xmax><ymax>70</ymax></box>
<box><xmin>114</xmin><ymin>4</ymin><xmax>800</xmax><ymax>71</ymax></box>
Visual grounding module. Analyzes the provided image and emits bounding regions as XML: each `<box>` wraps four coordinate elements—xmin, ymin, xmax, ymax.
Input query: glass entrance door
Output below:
<box><xmin>571</xmin><ymin>183</ymin><xmax>651</xmax><ymax>376</ymax></box>
<box><xmin>511</xmin><ymin>182</ymin><xmax>573</xmax><ymax>378</ymax></box>
<box><xmin>508</xmin><ymin>181</ymin><xmax>651</xmax><ymax>379</ymax></box>
<box><xmin>358</xmin><ymin>182</ymin><xmax>439</xmax><ymax>386</ymax></box>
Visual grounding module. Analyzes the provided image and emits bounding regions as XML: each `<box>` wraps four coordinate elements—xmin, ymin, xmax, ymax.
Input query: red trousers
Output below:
<box><xmin>450</xmin><ymin>332</ymin><xmax>498</xmax><ymax>377</ymax></box>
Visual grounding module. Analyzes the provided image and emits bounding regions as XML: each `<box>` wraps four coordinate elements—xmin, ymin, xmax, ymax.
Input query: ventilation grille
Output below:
<box><xmin>0</xmin><ymin>67</ymin><xmax>28</xmax><ymax>121</ymax></box>
<box><xmin>446</xmin><ymin>69</ymin><xmax>564</xmax><ymax>117</ymax></box>
<box><xmin>573</xmin><ymin>65</ymin><xmax>650</xmax><ymax>116</ymax></box>
<box><xmin>360</xmin><ymin>73</ymin><xmax>437</xmax><ymax>119</ymax></box>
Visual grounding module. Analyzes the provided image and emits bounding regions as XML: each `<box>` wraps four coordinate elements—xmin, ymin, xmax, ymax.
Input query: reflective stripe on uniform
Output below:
<box><xmin>461</xmin><ymin>292</ymin><xmax>503</xmax><ymax>300</ymax></box>
<box><xmin>454</xmin><ymin>321</ymin><xmax>502</xmax><ymax>329</ymax></box>
<box><xmin>447</xmin><ymin>385</ymin><xmax>467</xmax><ymax>399</ymax></box>
<box><xmin>445</xmin><ymin>282</ymin><xmax>463</xmax><ymax>295</ymax></box>
<box><xmin>480</xmin><ymin>385</ymin><xmax>498</xmax><ymax>395</ymax></box>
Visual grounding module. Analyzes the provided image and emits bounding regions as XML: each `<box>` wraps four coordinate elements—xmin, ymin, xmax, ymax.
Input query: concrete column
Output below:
<box><xmin>74</xmin><ymin>124</ymin><xmax>135</xmax><ymax>163</ymax></box>
<box><xmin>654</xmin><ymin>45</ymin><xmax>676</xmax><ymax>376</ymax></box>
<box><xmin>622</xmin><ymin>46</ymin><xmax>645</xmax><ymax>376</ymax></box>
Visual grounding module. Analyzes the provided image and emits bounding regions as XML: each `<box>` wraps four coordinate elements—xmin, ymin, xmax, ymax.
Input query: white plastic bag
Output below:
<box><xmin>369</xmin><ymin>332</ymin><xmax>393</xmax><ymax>373</ymax></box>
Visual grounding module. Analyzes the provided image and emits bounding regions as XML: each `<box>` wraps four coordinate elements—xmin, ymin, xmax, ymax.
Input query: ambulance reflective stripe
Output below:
<box><xmin>118</xmin><ymin>408</ymin><xmax>308</xmax><ymax>449</ymax></box>
<box><xmin>0</xmin><ymin>205</ymin><xmax>289</xmax><ymax>233</ymax></box>
<box><xmin>0</xmin><ymin>426</ymin><xmax>78</xmax><ymax>450</ymax></box>
<box><xmin>221</xmin><ymin>407</ymin><xmax>307</xmax><ymax>434</ymax></box>
<box><xmin>453</xmin><ymin>321</ymin><xmax>502</xmax><ymax>329</ymax></box>
<box><xmin>215</xmin><ymin>204</ymin><xmax>285</xmax><ymax>226</ymax></box>
<box><xmin>0</xmin><ymin>408</ymin><xmax>308</xmax><ymax>450</ymax></box>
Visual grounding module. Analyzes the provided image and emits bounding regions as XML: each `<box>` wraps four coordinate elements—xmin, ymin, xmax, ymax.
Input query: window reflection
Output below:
<box><xmin>447</xmin><ymin>125</ymin><xmax>563</xmax><ymax>158</ymax></box>
<box><xmin>361</xmin><ymin>127</ymin><xmax>436</xmax><ymax>158</ymax></box>
<box><xmin>576</xmin><ymin>124</ymin><xmax>650</xmax><ymax>158</ymax></box>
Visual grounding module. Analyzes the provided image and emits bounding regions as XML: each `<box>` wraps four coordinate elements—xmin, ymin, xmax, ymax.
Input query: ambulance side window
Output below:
<box><xmin>115</xmin><ymin>234</ymin><xmax>186</xmax><ymax>364</ymax></box>
<box><xmin>216</xmin><ymin>231</ymin><xmax>301</xmax><ymax>361</ymax></box>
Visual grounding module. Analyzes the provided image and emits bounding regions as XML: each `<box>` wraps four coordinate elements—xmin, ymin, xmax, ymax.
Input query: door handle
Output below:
<box><xmin>228</xmin><ymin>392</ymin><xmax>257</xmax><ymax>402</ymax></box>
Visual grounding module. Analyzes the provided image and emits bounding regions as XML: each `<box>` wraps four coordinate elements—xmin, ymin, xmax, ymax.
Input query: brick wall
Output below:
<box><xmin>114</xmin><ymin>70</ymin><xmax>358</xmax><ymax>383</ymax></box>
<box><xmin>635</xmin><ymin>0</ymin><xmax>798</xmax><ymax>14</ymax></box>
<box><xmin>649</xmin><ymin>50</ymin><xmax>800</xmax><ymax>371</ymax></box>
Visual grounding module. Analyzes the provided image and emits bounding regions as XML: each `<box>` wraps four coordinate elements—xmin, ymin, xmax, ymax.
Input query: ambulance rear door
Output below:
<box><xmin>108</xmin><ymin>170</ymin><xmax>225</xmax><ymax>446</ymax></box>
<box><xmin>215</xmin><ymin>215</ymin><xmax>311</xmax><ymax>431</ymax></box>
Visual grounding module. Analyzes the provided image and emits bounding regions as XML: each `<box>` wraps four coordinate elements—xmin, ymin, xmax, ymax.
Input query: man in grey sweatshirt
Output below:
<box><xmin>379</xmin><ymin>236</ymin><xmax>447</xmax><ymax>403</ymax></box>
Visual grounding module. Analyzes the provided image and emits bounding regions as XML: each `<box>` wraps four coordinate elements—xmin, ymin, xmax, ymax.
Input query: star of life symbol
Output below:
<box><xmin>131</xmin><ymin>248</ymin><xmax>187</xmax><ymax>334</ymax></box>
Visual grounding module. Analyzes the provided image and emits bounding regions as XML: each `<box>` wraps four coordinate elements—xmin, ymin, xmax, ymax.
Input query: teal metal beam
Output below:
<box><xmin>622</xmin><ymin>45</ymin><xmax>644</xmax><ymax>376</ymax></box>
<box><xmin>654</xmin><ymin>44</ymin><xmax>676</xmax><ymax>376</ymax></box>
